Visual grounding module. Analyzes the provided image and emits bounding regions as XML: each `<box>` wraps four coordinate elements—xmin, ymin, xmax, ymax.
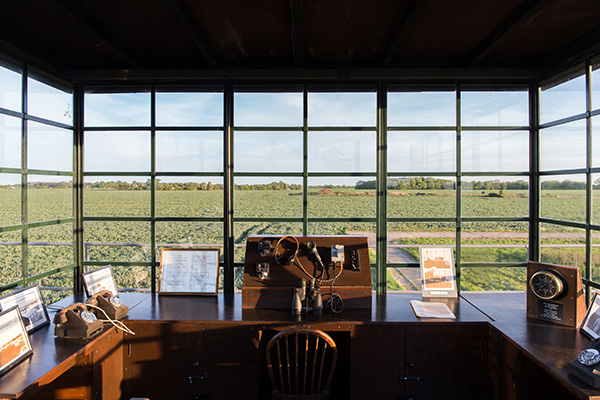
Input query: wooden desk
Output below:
<box><xmin>0</xmin><ymin>292</ymin><xmax>598</xmax><ymax>399</ymax></box>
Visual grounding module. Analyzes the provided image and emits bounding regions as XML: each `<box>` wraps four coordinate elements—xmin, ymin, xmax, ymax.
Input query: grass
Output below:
<box><xmin>1</xmin><ymin>188</ymin><xmax>598</xmax><ymax>295</ymax></box>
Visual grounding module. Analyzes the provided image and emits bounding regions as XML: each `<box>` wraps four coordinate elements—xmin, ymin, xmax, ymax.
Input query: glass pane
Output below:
<box><xmin>540</xmin><ymin>74</ymin><xmax>586</xmax><ymax>124</ymax></box>
<box><xmin>112</xmin><ymin>265</ymin><xmax>151</xmax><ymax>290</ymax></box>
<box><xmin>462</xmin><ymin>177</ymin><xmax>529</xmax><ymax>218</ymax></box>
<box><xmin>540</xmin><ymin>223</ymin><xmax>586</xmax><ymax>268</ymax></box>
<box><xmin>40</xmin><ymin>270</ymin><xmax>73</xmax><ymax>303</ymax></box>
<box><xmin>84</xmin><ymin>131</ymin><xmax>150</xmax><ymax>172</ymax></box>
<box><xmin>541</xmin><ymin>175</ymin><xmax>586</xmax><ymax>222</ymax></box>
<box><xmin>156</xmin><ymin>177</ymin><xmax>223</xmax><ymax>217</ymax></box>
<box><xmin>28</xmin><ymin>176</ymin><xmax>72</xmax><ymax>222</ymax></box>
<box><xmin>0</xmin><ymin>65</ymin><xmax>21</xmax><ymax>112</ymax></box>
<box><xmin>28</xmin><ymin>223</ymin><xmax>73</xmax><ymax>277</ymax></box>
<box><xmin>387</xmin><ymin>222</ymin><xmax>455</xmax><ymax>291</ymax></box>
<box><xmin>0</xmin><ymin>231</ymin><xmax>21</xmax><ymax>286</ymax></box>
<box><xmin>28</xmin><ymin>77</ymin><xmax>72</xmax><ymax>125</ymax></box>
<box><xmin>461</xmin><ymin>266</ymin><xmax>526</xmax><ymax>291</ymax></box>
<box><xmin>84</xmin><ymin>176</ymin><xmax>150</xmax><ymax>217</ymax></box>
<box><xmin>308</xmin><ymin>177</ymin><xmax>375</xmax><ymax>218</ymax></box>
<box><xmin>0</xmin><ymin>114</ymin><xmax>21</xmax><ymax>168</ymax></box>
<box><xmin>540</xmin><ymin>120</ymin><xmax>586</xmax><ymax>171</ymax></box>
<box><xmin>595</xmin><ymin>173</ymin><xmax>600</xmax><ymax>225</ymax></box>
<box><xmin>462</xmin><ymin>131</ymin><xmax>528</xmax><ymax>172</ymax></box>
<box><xmin>0</xmin><ymin>174</ymin><xmax>21</xmax><ymax>226</ymax></box>
<box><xmin>28</xmin><ymin>122</ymin><xmax>73</xmax><ymax>171</ymax></box>
<box><xmin>308</xmin><ymin>92</ymin><xmax>376</xmax><ymax>127</ymax></box>
<box><xmin>156</xmin><ymin>131</ymin><xmax>222</xmax><ymax>172</ymax></box>
<box><xmin>84</xmin><ymin>92</ymin><xmax>150</xmax><ymax>127</ymax></box>
<box><xmin>156</xmin><ymin>92</ymin><xmax>223</xmax><ymax>127</ymax></box>
<box><xmin>593</xmin><ymin>231</ymin><xmax>600</xmax><ymax>282</ymax></box>
<box><xmin>234</xmin><ymin>178</ymin><xmax>302</xmax><ymax>218</ymax></box>
<box><xmin>235</xmin><ymin>92</ymin><xmax>303</xmax><ymax>127</ymax></box>
<box><xmin>461</xmin><ymin>91</ymin><xmax>528</xmax><ymax>126</ymax></box>
<box><xmin>84</xmin><ymin>221</ymin><xmax>151</xmax><ymax>262</ymax></box>
<box><xmin>593</xmin><ymin>64</ymin><xmax>600</xmax><ymax>112</ymax></box>
<box><xmin>388</xmin><ymin>131</ymin><xmax>455</xmax><ymax>172</ymax></box>
<box><xmin>388</xmin><ymin>91</ymin><xmax>455</xmax><ymax>127</ymax></box>
<box><xmin>234</xmin><ymin>131</ymin><xmax>302</xmax><ymax>172</ymax></box>
<box><xmin>234</xmin><ymin>222</ymin><xmax>303</xmax><ymax>263</ymax></box>
<box><xmin>308</xmin><ymin>131</ymin><xmax>375</xmax><ymax>172</ymax></box>
<box><xmin>461</xmin><ymin>221</ymin><xmax>529</xmax><ymax>264</ymax></box>
<box><xmin>593</xmin><ymin>116</ymin><xmax>600</xmax><ymax>168</ymax></box>
<box><xmin>157</xmin><ymin>221</ymin><xmax>223</xmax><ymax>248</ymax></box>
<box><xmin>387</xmin><ymin>176</ymin><xmax>456</xmax><ymax>218</ymax></box>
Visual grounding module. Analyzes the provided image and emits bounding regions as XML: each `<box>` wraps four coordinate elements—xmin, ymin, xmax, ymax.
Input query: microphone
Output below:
<box><xmin>306</xmin><ymin>241</ymin><xmax>324</xmax><ymax>267</ymax></box>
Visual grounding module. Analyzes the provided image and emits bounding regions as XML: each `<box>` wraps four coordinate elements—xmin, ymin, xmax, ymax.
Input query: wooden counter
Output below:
<box><xmin>0</xmin><ymin>292</ymin><xmax>598</xmax><ymax>399</ymax></box>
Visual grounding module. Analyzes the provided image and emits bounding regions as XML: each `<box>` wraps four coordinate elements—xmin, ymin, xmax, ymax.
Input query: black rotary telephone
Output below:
<box><xmin>53</xmin><ymin>302</ymin><xmax>104</xmax><ymax>339</ymax></box>
<box><xmin>86</xmin><ymin>290</ymin><xmax>129</xmax><ymax>320</ymax></box>
<box><xmin>567</xmin><ymin>338</ymin><xmax>600</xmax><ymax>388</ymax></box>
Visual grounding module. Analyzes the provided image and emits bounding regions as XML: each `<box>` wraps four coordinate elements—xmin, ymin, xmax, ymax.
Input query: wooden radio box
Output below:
<box><xmin>242</xmin><ymin>235</ymin><xmax>372</xmax><ymax>309</ymax></box>
<box><xmin>526</xmin><ymin>261</ymin><xmax>586</xmax><ymax>327</ymax></box>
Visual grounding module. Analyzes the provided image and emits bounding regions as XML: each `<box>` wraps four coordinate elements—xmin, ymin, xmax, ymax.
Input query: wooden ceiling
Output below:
<box><xmin>0</xmin><ymin>0</ymin><xmax>599</xmax><ymax>80</ymax></box>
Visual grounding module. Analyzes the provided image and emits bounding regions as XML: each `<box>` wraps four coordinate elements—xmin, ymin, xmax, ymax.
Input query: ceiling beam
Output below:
<box><xmin>541</xmin><ymin>23</ymin><xmax>600</xmax><ymax>79</ymax></box>
<box><xmin>56</xmin><ymin>0</ymin><xmax>142</xmax><ymax>69</ymax></box>
<box><xmin>466</xmin><ymin>0</ymin><xmax>550</xmax><ymax>67</ymax></box>
<box><xmin>165</xmin><ymin>0</ymin><xmax>220</xmax><ymax>68</ymax></box>
<box><xmin>381</xmin><ymin>0</ymin><xmax>428</xmax><ymax>67</ymax></box>
<box><xmin>69</xmin><ymin>67</ymin><xmax>540</xmax><ymax>83</ymax></box>
<box><xmin>291</xmin><ymin>0</ymin><xmax>303</xmax><ymax>67</ymax></box>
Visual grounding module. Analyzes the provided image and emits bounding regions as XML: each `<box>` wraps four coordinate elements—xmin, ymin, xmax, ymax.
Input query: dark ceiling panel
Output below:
<box><xmin>394</xmin><ymin>0</ymin><xmax>523</xmax><ymax>66</ymax></box>
<box><xmin>67</xmin><ymin>0</ymin><xmax>205</xmax><ymax>68</ymax></box>
<box><xmin>186</xmin><ymin>0</ymin><xmax>293</xmax><ymax>67</ymax></box>
<box><xmin>0</xmin><ymin>0</ymin><xmax>128</xmax><ymax>69</ymax></box>
<box><xmin>486</xmin><ymin>0</ymin><xmax>600</xmax><ymax>67</ymax></box>
<box><xmin>304</xmin><ymin>0</ymin><xmax>410</xmax><ymax>67</ymax></box>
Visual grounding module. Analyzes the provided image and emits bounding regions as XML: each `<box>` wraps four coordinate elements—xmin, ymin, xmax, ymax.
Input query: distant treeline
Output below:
<box><xmin>357</xmin><ymin>178</ymin><xmax>589</xmax><ymax>191</ymax></box>
<box><xmin>0</xmin><ymin>178</ymin><xmax>592</xmax><ymax>191</ymax></box>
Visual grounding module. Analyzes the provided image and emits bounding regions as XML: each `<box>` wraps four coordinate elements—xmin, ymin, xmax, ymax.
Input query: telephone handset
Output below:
<box><xmin>53</xmin><ymin>302</ymin><xmax>104</xmax><ymax>339</ymax></box>
<box><xmin>86</xmin><ymin>290</ymin><xmax>129</xmax><ymax>320</ymax></box>
<box><xmin>567</xmin><ymin>338</ymin><xmax>600</xmax><ymax>387</ymax></box>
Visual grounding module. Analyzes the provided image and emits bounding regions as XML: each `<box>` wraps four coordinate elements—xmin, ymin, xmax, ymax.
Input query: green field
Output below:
<box><xmin>1</xmin><ymin>187</ymin><xmax>598</xmax><ymax>299</ymax></box>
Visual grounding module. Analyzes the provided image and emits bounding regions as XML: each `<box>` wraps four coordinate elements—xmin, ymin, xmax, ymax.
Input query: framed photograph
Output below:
<box><xmin>0</xmin><ymin>306</ymin><xmax>33</xmax><ymax>376</ymax></box>
<box><xmin>159</xmin><ymin>248</ymin><xmax>220</xmax><ymax>295</ymax></box>
<box><xmin>581</xmin><ymin>293</ymin><xmax>600</xmax><ymax>339</ymax></box>
<box><xmin>419</xmin><ymin>247</ymin><xmax>458</xmax><ymax>298</ymax></box>
<box><xmin>82</xmin><ymin>265</ymin><xmax>119</xmax><ymax>297</ymax></box>
<box><xmin>0</xmin><ymin>285</ymin><xmax>49</xmax><ymax>333</ymax></box>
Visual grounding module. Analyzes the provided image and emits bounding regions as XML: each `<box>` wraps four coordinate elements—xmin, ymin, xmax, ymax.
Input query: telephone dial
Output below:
<box><xmin>86</xmin><ymin>290</ymin><xmax>129</xmax><ymax>320</ymax></box>
<box><xmin>568</xmin><ymin>338</ymin><xmax>600</xmax><ymax>388</ymax></box>
<box><xmin>53</xmin><ymin>303</ymin><xmax>104</xmax><ymax>339</ymax></box>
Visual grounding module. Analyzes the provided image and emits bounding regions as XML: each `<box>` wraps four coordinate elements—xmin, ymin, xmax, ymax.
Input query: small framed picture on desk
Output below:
<box><xmin>581</xmin><ymin>293</ymin><xmax>600</xmax><ymax>339</ymax></box>
<box><xmin>82</xmin><ymin>265</ymin><xmax>119</xmax><ymax>297</ymax></box>
<box><xmin>159</xmin><ymin>248</ymin><xmax>220</xmax><ymax>295</ymax></box>
<box><xmin>0</xmin><ymin>285</ymin><xmax>49</xmax><ymax>333</ymax></box>
<box><xmin>0</xmin><ymin>306</ymin><xmax>33</xmax><ymax>376</ymax></box>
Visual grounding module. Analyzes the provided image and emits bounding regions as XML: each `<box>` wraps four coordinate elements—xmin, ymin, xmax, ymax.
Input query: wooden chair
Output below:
<box><xmin>266</xmin><ymin>327</ymin><xmax>337</xmax><ymax>400</ymax></box>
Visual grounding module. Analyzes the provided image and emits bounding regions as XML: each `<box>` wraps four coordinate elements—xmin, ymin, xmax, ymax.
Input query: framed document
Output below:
<box><xmin>0</xmin><ymin>306</ymin><xmax>33</xmax><ymax>376</ymax></box>
<box><xmin>581</xmin><ymin>293</ymin><xmax>600</xmax><ymax>339</ymax></box>
<box><xmin>82</xmin><ymin>265</ymin><xmax>119</xmax><ymax>297</ymax></box>
<box><xmin>419</xmin><ymin>247</ymin><xmax>457</xmax><ymax>298</ymax></box>
<box><xmin>159</xmin><ymin>248</ymin><xmax>220</xmax><ymax>295</ymax></box>
<box><xmin>0</xmin><ymin>285</ymin><xmax>49</xmax><ymax>333</ymax></box>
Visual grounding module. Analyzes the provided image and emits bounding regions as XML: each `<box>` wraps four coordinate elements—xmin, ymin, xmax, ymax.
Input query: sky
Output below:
<box><xmin>1</xmin><ymin>64</ymin><xmax>600</xmax><ymax>187</ymax></box>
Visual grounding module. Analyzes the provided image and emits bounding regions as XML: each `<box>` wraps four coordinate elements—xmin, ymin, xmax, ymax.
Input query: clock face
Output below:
<box><xmin>529</xmin><ymin>270</ymin><xmax>564</xmax><ymax>300</ymax></box>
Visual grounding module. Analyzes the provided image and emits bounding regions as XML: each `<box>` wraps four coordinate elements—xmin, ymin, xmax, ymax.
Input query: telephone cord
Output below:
<box><xmin>85</xmin><ymin>303</ymin><xmax>135</xmax><ymax>335</ymax></box>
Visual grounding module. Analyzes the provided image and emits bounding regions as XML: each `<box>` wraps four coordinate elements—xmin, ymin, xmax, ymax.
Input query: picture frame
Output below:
<box><xmin>159</xmin><ymin>248</ymin><xmax>220</xmax><ymax>295</ymax></box>
<box><xmin>82</xmin><ymin>265</ymin><xmax>119</xmax><ymax>297</ymax></box>
<box><xmin>419</xmin><ymin>247</ymin><xmax>458</xmax><ymax>298</ymax></box>
<box><xmin>581</xmin><ymin>292</ymin><xmax>600</xmax><ymax>339</ymax></box>
<box><xmin>0</xmin><ymin>306</ymin><xmax>33</xmax><ymax>376</ymax></box>
<box><xmin>0</xmin><ymin>285</ymin><xmax>49</xmax><ymax>333</ymax></box>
